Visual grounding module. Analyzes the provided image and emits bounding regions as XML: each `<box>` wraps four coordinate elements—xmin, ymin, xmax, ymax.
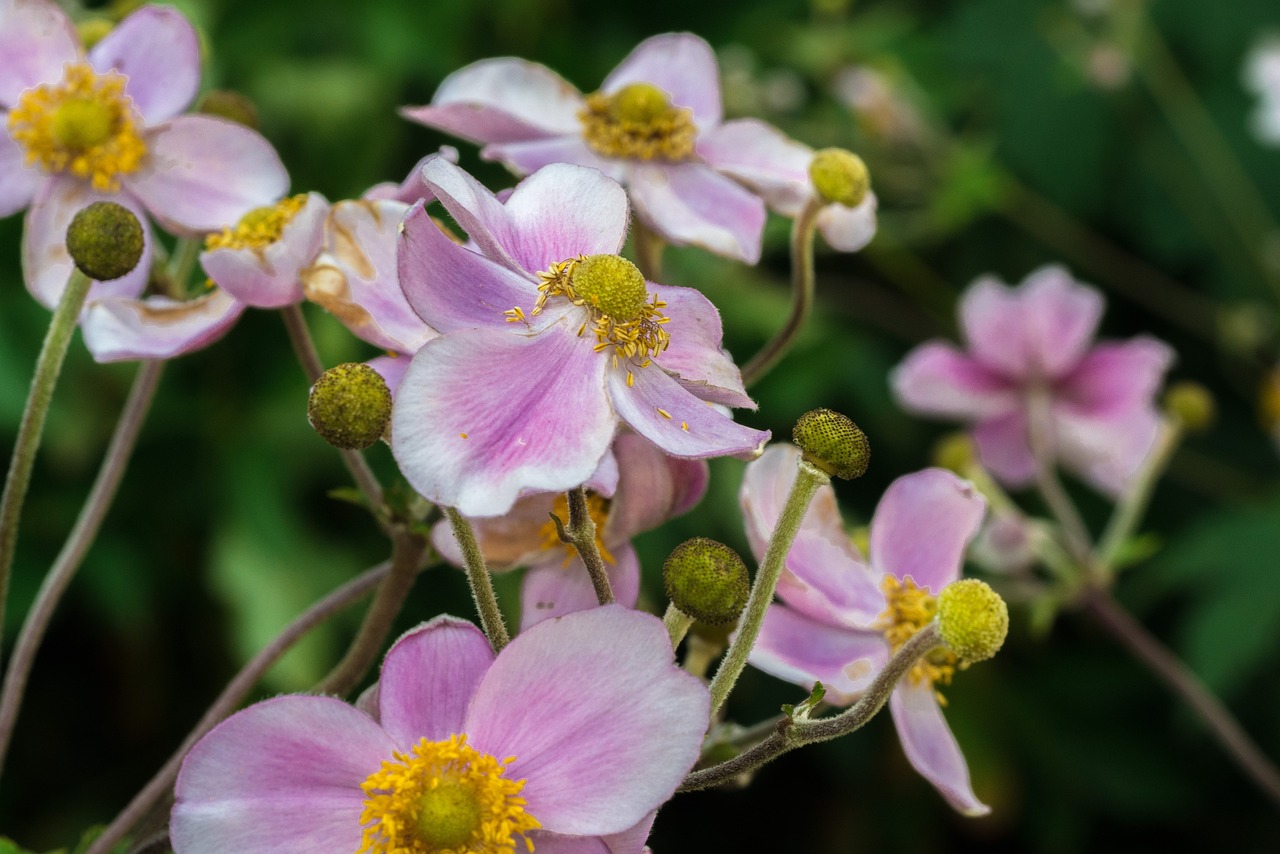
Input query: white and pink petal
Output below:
<box><xmin>201</xmin><ymin>192</ymin><xmax>328</xmax><ymax>309</ymax></box>
<box><xmin>89</xmin><ymin>5</ymin><xmax>199</xmax><ymax>125</ymax></box>
<box><xmin>889</xmin><ymin>681</ymin><xmax>990</xmax><ymax>816</ymax></box>
<box><xmin>80</xmin><ymin>289</ymin><xmax>245</xmax><ymax>363</ymax></box>
<box><xmin>749</xmin><ymin>605</ymin><xmax>886</xmax><ymax>705</ymax></box>
<box><xmin>628</xmin><ymin>163</ymin><xmax>764</xmax><ymax>264</ymax></box>
<box><xmin>891</xmin><ymin>341</ymin><xmax>1018</xmax><ymax>421</ymax></box>
<box><xmin>519</xmin><ymin>544</ymin><xmax>641</xmax><ymax>631</ymax></box>
<box><xmin>869</xmin><ymin>468</ymin><xmax>985</xmax><ymax>594</ymax></box>
<box><xmin>649</xmin><ymin>281</ymin><xmax>752</xmax><ymax>409</ymax></box>
<box><xmin>696</xmin><ymin>118</ymin><xmax>813</xmax><ymax>216</ymax></box>
<box><xmin>602</xmin><ymin>33</ymin><xmax>723</xmax><ymax>130</ymax></box>
<box><xmin>0</xmin><ymin>0</ymin><xmax>79</xmax><ymax>109</ymax></box>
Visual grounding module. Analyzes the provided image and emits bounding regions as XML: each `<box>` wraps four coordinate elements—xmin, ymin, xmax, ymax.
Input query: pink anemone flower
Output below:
<box><xmin>391</xmin><ymin>158</ymin><xmax>768</xmax><ymax>518</ymax></box>
<box><xmin>0</xmin><ymin>1</ymin><xmax>287</xmax><ymax>308</ymax></box>
<box><xmin>742</xmin><ymin>444</ymin><xmax>990</xmax><ymax>815</ymax></box>
<box><xmin>891</xmin><ymin>265</ymin><xmax>1174</xmax><ymax>496</ymax></box>
<box><xmin>171</xmin><ymin>606</ymin><xmax>708</xmax><ymax>853</ymax></box>
<box><xmin>403</xmin><ymin>33</ymin><xmax>787</xmax><ymax>263</ymax></box>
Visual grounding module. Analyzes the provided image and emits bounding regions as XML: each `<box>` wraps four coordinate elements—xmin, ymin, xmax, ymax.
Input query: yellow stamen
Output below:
<box><xmin>579</xmin><ymin>82</ymin><xmax>697</xmax><ymax>161</ymax></box>
<box><xmin>538</xmin><ymin>493</ymin><xmax>615</xmax><ymax>567</ymax></box>
<box><xmin>204</xmin><ymin>195</ymin><xmax>309</xmax><ymax>253</ymax></box>
<box><xmin>875</xmin><ymin>576</ymin><xmax>959</xmax><ymax>705</ymax></box>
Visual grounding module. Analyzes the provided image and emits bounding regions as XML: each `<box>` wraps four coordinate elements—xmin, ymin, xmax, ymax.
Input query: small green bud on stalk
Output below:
<box><xmin>792</xmin><ymin>408</ymin><xmax>870</xmax><ymax>480</ymax></box>
<box><xmin>66</xmin><ymin>202</ymin><xmax>144</xmax><ymax>281</ymax></box>
<box><xmin>936</xmin><ymin>579</ymin><xmax>1008</xmax><ymax>663</ymax></box>
<box><xmin>197</xmin><ymin>90</ymin><xmax>260</xmax><ymax>130</ymax></box>
<box><xmin>307</xmin><ymin>363</ymin><xmax>392</xmax><ymax>450</ymax></box>
<box><xmin>1163</xmin><ymin>381</ymin><xmax>1215</xmax><ymax>432</ymax></box>
<box><xmin>809</xmin><ymin>148</ymin><xmax>871</xmax><ymax>208</ymax></box>
<box><xmin>663</xmin><ymin>538</ymin><xmax>750</xmax><ymax>626</ymax></box>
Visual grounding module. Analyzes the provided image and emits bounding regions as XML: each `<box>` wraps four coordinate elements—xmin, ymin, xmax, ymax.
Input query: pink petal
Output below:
<box><xmin>402</xmin><ymin>58</ymin><xmax>584</xmax><ymax>144</ymax></box>
<box><xmin>484</xmin><ymin>135</ymin><xmax>627</xmax><ymax>182</ymax></box>
<box><xmin>958</xmin><ymin>276</ymin><xmax>1032</xmax><ymax>379</ymax></box>
<box><xmin>88</xmin><ymin>5</ymin><xmax>199</xmax><ymax>124</ymax></box>
<box><xmin>465</xmin><ymin>606</ymin><xmax>708</xmax><ymax>836</ymax></box>
<box><xmin>0</xmin><ymin>0</ymin><xmax>78</xmax><ymax>108</ymax></box>
<box><xmin>649</xmin><ymin>282</ymin><xmax>753</xmax><ymax>409</ymax></box>
<box><xmin>126</xmin><ymin>115</ymin><xmax>288</xmax><ymax>234</ymax></box>
<box><xmin>367</xmin><ymin>353</ymin><xmax>410</xmax><ymax>396</ymax></box>
<box><xmin>816</xmin><ymin>193</ymin><xmax>878</xmax><ymax>252</ymax></box>
<box><xmin>1052</xmin><ymin>404</ymin><xmax>1164</xmax><ymax>497</ymax></box>
<box><xmin>362</xmin><ymin>146</ymin><xmax>456</xmax><ymax>204</ymax></box>
<box><xmin>418</xmin><ymin>156</ymin><xmax>529</xmax><ymax>274</ymax></box>
<box><xmin>891</xmin><ymin>341</ymin><xmax>1018</xmax><ymax>420</ymax></box>
<box><xmin>531</xmin><ymin>814</ymin><xmax>655</xmax><ymax>854</ymax></box>
<box><xmin>80</xmin><ymin>289</ymin><xmax>245</xmax><ymax>362</ymax></box>
<box><xmin>519</xmin><ymin>543</ymin><xmax>641</xmax><ymax>631</ymax></box>
<box><xmin>973</xmin><ymin>408</ymin><xmax>1037</xmax><ymax>487</ymax></box>
<box><xmin>749</xmin><ymin>604</ymin><xmax>887</xmax><ymax>705</ymax></box>
<box><xmin>171</xmin><ymin>695</ymin><xmax>396</xmax><ymax>852</ymax></box>
<box><xmin>201</xmin><ymin>192</ymin><xmax>328</xmax><ymax>309</ymax></box>
<box><xmin>376</xmin><ymin>616</ymin><xmax>496</xmax><ymax>747</ymax></box>
<box><xmin>605</xmin><ymin>431</ymin><xmax>708</xmax><ymax>541</ymax></box>
<box><xmin>696</xmin><ymin>118</ymin><xmax>812</xmax><ymax>215</ymax></box>
<box><xmin>390</xmin><ymin>321</ymin><xmax>615</xmax><ymax>517</ymax></box>
<box><xmin>502</xmin><ymin>163</ymin><xmax>630</xmax><ymax>273</ymax></box>
<box><xmin>889</xmin><ymin>681</ymin><xmax>990</xmax><ymax>816</ymax></box>
<box><xmin>433</xmin><ymin>493</ymin><xmax>559</xmax><ymax>571</ymax></box>
<box><xmin>869</xmin><ymin>468</ymin><xmax>985</xmax><ymax>594</ymax></box>
<box><xmin>628</xmin><ymin>163</ymin><xmax>764</xmax><ymax>263</ymax></box>
<box><xmin>0</xmin><ymin>125</ymin><xmax>39</xmax><ymax>216</ymax></box>
<box><xmin>602</xmin><ymin>33</ymin><xmax>723</xmax><ymax>130</ymax></box>
<box><xmin>606</xmin><ymin>363</ymin><xmax>769</xmax><ymax>460</ymax></box>
<box><xmin>1017</xmin><ymin>266</ymin><xmax>1105</xmax><ymax>379</ymax></box>
<box><xmin>1056</xmin><ymin>337</ymin><xmax>1174</xmax><ymax>415</ymax></box>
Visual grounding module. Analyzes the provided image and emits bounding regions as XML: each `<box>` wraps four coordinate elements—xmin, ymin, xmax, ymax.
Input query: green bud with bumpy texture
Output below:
<box><xmin>307</xmin><ymin>363</ymin><xmax>392</xmax><ymax>450</ymax></box>
<box><xmin>1163</xmin><ymin>381</ymin><xmax>1215</xmax><ymax>433</ymax></box>
<box><xmin>792</xmin><ymin>408</ymin><xmax>870</xmax><ymax>479</ymax></box>
<box><xmin>197</xmin><ymin>90</ymin><xmax>260</xmax><ymax>130</ymax></box>
<box><xmin>663</xmin><ymin>538</ymin><xmax>750</xmax><ymax>625</ymax></box>
<box><xmin>809</xmin><ymin>148</ymin><xmax>870</xmax><ymax>208</ymax></box>
<box><xmin>66</xmin><ymin>201</ymin><xmax>144</xmax><ymax>281</ymax></box>
<box><xmin>937</xmin><ymin>578</ymin><xmax>1008</xmax><ymax>663</ymax></box>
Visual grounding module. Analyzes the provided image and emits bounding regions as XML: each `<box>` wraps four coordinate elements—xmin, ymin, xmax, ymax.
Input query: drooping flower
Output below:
<box><xmin>891</xmin><ymin>265</ymin><xmax>1174</xmax><ymax>496</ymax></box>
<box><xmin>742</xmin><ymin>444</ymin><xmax>989</xmax><ymax>815</ymax></box>
<box><xmin>402</xmin><ymin>33</ymin><xmax>800</xmax><ymax>263</ymax></box>
<box><xmin>391</xmin><ymin>158</ymin><xmax>768</xmax><ymax>517</ymax></box>
<box><xmin>172</xmin><ymin>606</ymin><xmax>708</xmax><ymax>853</ymax></box>
<box><xmin>1</xmin><ymin>1</ymin><xmax>287</xmax><ymax>307</ymax></box>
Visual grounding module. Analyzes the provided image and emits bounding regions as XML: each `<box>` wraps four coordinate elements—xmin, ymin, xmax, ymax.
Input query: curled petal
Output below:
<box><xmin>362</xmin><ymin>146</ymin><xmax>456</xmax><ymax>204</ymax></box>
<box><xmin>649</xmin><ymin>282</ymin><xmax>752</xmax><ymax>409</ymax></box>
<box><xmin>80</xmin><ymin>289</ymin><xmax>245</xmax><ymax>363</ymax></box>
<box><xmin>202</xmin><ymin>192</ymin><xmax>328</xmax><ymax>309</ymax></box>
<box><xmin>0</xmin><ymin>127</ymin><xmax>40</xmax><ymax>216</ymax></box>
<box><xmin>628</xmin><ymin>163</ymin><xmax>764</xmax><ymax>263</ymax></box>
<box><xmin>889</xmin><ymin>681</ymin><xmax>990</xmax><ymax>816</ymax></box>
<box><xmin>602</xmin><ymin>33</ymin><xmax>723</xmax><ymax>130</ymax></box>
<box><xmin>891</xmin><ymin>341</ymin><xmax>1017</xmax><ymax>420</ymax></box>
<box><xmin>431</xmin><ymin>493</ymin><xmax>559</xmax><ymax>571</ymax></box>
<box><xmin>749</xmin><ymin>605</ymin><xmax>886</xmax><ymax>705</ymax></box>
<box><xmin>519</xmin><ymin>544</ymin><xmax>641</xmax><ymax>631</ymax></box>
<box><xmin>696</xmin><ymin>118</ymin><xmax>812</xmax><ymax>215</ymax></box>
<box><xmin>89</xmin><ymin>5</ymin><xmax>199</xmax><ymax>124</ymax></box>
<box><xmin>0</xmin><ymin>0</ymin><xmax>79</xmax><ymax>109</ymax></box>
<box><xmin>816</xmin><ymin>192</ymin><xmax>878</xmax><ymax>253</ymax></box>
<box><xmin>869</xmin><ymin>468</ymin><xmax>985</xmax><ymax>594</ymax></box>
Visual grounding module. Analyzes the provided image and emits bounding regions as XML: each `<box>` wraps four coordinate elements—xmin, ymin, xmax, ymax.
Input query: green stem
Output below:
<box><xmin>662</xmin><ymin>602</ymin><xmax>694</xmax><ymax>649</ymax></box>
<box><xmin>445</xmin><ymin>507</ymin><xmax>510</xmax><ymax>652</ymax></box>
<box><xmin>707</xmin><ymin>460</ymin><xmax>828</xmax><ymax>716</ymax></box>
<box><xmin>631</xmin><ymin>218</ymin><xmax>666</xmax><ymax>283</ymax></box>
<box><xmin>563</xmin><ymin>486</ymin><xmax>613</xmax><ymax>605</ymax></box>
<box><xmin>0</xmin><ymin>269</ymin><xmax>93</xmax><ymax>658</ymax></box>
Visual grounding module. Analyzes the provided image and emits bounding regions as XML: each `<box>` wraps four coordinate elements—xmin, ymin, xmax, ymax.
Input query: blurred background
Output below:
<box><xmin>2</xmin><ymin>0</ymin><xmax>1280</xmax><ymax>849</ymax></box>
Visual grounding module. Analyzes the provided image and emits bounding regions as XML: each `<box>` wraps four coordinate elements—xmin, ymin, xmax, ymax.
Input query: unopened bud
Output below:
<box><xmin>307</xmin><ymin>363</ymin><xmax>392</xmax><ymax>450</ymax></box>
<box><xmin>792</xmin><ymin>408</ymin><xmax>870</xmax><ymax>479</ymax></box>
<box><xmin>197</xmin><ymin>90</ymin><xmax>260</xmax><ymax>130</ymax></box>
<box><xmin>809</xmin><ymin>148</ymin><xmax>870</xmax><ymax>208</ymax></box>
<box><xmin>1163</xmin><ymin>381</ymin><xmax>1214</xmax><ymax>432</ymax></box>
<box><xmin>663</xmin><ymin>538</ymin><xmax>750</xmax><ymax>626</ymax></box>
<box><xmin>936</xmin><ymin>578</ymin><xmax>1008</xmax><ymax>663</ymax></box>
<box><xmin>66</xmin><ymin>202</ymin><xmax>144</xmax><ymax>281</ymax></box>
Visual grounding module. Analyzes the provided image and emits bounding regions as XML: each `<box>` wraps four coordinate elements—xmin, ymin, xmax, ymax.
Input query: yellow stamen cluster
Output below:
<box><xmin>538</xmin><ymin>492</ymin><xmax>615</xmax><ymax>566</ymax></box>
<box><xmin>876</xmin><ymin>576</ymin><xmax>959</xmax><ymax>705</ymax></box>
<box><xmin>8</xmin><ymin>63</ymin><xmax>147</xmax><ymax>192</ymax></box>
<box><xmin>579</xmin><ymin>82</ymin><xmax>697</xmax><ymax>161</ymax></box>
<box><xmin>358</xmin><ymin>734</ymin><xmax>540</xmax><ymax>854</ymax></box>
<box><xmin>204</xmin><ymin>194</ymin><xmax>309</xmax><ymax>253</ymax></box>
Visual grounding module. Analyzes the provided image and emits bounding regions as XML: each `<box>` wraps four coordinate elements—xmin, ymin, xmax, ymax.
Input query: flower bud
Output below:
<box><xmin>197</xmin><ymin>90</ymin><xmax>260</xmax><ymax>130</ymax></box>
<box><xmin>792</xmin><ymin>408</ymin><xmax>870</xmax><ymax>479</ymax></box>
<box><xmin>1163</xmin><ymin>381</ymin><xmax>1214</xmax><ymax>433</ymax></box>
<box><xmin>809</xmin><ymin>148</ymin><xmax>870</xmax><ymax>208</ymax></box>
<box><xmin>66</xmin><ymin>202</ymin><xmax>144</xmax><ymax>281</ymax></box>
<box><xmin>663</xmin><ymin>538</ymin><xmax>750</xmax><ymax>626</ymax></box>
<box><xmin>307</xmin><ymin>363</ymin><xmax>392</xmax><ymax>450</ymax></box>
<box><xmin>936</xmin><ymin>578</ymin><xmax>1008</xmax><ymax>663</ymax></box>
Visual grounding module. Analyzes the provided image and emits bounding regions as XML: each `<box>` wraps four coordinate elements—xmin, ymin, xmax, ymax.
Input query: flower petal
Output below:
<box><xmin>1057</xmin><ymin>337</ymin><xmax>1174</xmax><ymax>416</ymax></box>
<box><xmin>484</xmin><ymin>135</ymin><xmax>627</xmax><ymax>182</ymax></box>
<box><xmin>649</xmin><ymin>281</ymin><xmax>752</xmax><ymax>409</ymax></box>
<box><xmin>696</xmin><ymin>118</ymin><xmax>812</xmax><ymax>215</ymax></box>
<box><xmin>958</xmin><ymin>275</ymin><xmax>1031</xmax><ymax>379</ymax></box>
<box><xmin>202</xmin><ymin>192</ymin><xmax>328</xmax><ymax>309</ymax></box>
<box><xmin>605</xmin><ymin>431</ymin><xmax>707</xmax><ymax>541</ymax></box>
<box><xmin>362</xmin><ymin>146</ymin><xmax>456</xmax><ymax>204</ymax></box>
<box><xmin>171</xmin><ymin>695</ymin><xmax>395</xmax><ymax>852</ymax></box>
<box><xmin>432</xmin><ymin>492</ymin><xmax>558</xmax><ymax>571</ymax></box>
<box><xmin>80</xmin><ymin>289</ymin><xmax>245</xmax><ymax>362</ymax></box>
<box><xmin>0</xmin><ymin>125</ymin><xmax>39</xmax><ymax>216</ymax></box>
<box><xmin>465</xmin><ymin>606</ymin><xmax>708</xmax><ymax>836</ymax></box>
<box><xmin>607</xmin><ymin>363</ymin><xmax>768</xmax><ymax>460</ymax></box>
<box><xmin>0</xmin><ymin>0</ymin><xmax>78</xmax><ymax>109</ymax></box>
<box><xmin>889</xmin><ymin>681</ymin><xmax>990</xmax><ymax>816</ymax></box>
<box><xmin>367</xmin><ymin>353</ymin><xmax>410</xmax><ymax>396</ymax></box>
<box><xmin>531</xmin><ymin>813</ymin><xmax>656</xmax><ymax>854</ymax></box>
<box><xmin>602</xmin><ymin>33</ymin><xmax>722</xmax><ymax>130</ymax></box>
<box><xmin>417</xmin><ymin>156</ymin><xmax>530</xmax><ymax>275</ymax></box>
<box><xmin>519</xmin><ymin>543</ymin><xmax>641</xmax><ymax>631</ymax></box>
<box><xmin>88</xmin><ymin>5</ymin><xmax>199</xmax><ymax>124</ymax></box>
<box><xmin>891</xmin><ymin>341</ymin><xmax>1018</xmax><ymax>420</ymax></box>
<box><xmin>628</xmin><ymin>163</ymin><xmax>764</xmax><ymax>263</ymax></box>
<box><xmin>869</xmin><ymin>468</ymin><xmax>985</xmax><ymax>594</ymax></box>
<box><xmin>502</xmin><ymin>163</ymin><xmax>630</xmax><ymax>272</ymax></box>
<box><xmin>816</xmin><ymin>193</ymin><xmax>878</xmax><ymax>253</ymax></box>
<box><xmin>972</xmin><ymin>409</ymin><xmax>1037</xmax><ymax>487</ymax></box>
<box><xmin>390</xmin><ymin>321</ymin><xmax>615</xmax><ymax>517</ymax></box>
<box><xmin>127</xmin><ymin>115</ymin><xmax>288</xmax><ymax>234</ymax></box>
<box><xmin>1052</xmin><ymin>403</ymin><xmax>1165</xmax><ymax>497</ymax></box>
<box><xmin>376</xmin><ymin>615</ymin><xmax>495</xmax><ymax>747</ymax></box>
<box><xmin>749</xmin><ymin>604</ymin><xmax>887</xmax><ymax>705</ymax></box>
<box><xmin>1017</xmin><ymin>265</ymin><xmax>1105</xmax><ymax>378</ymax></box>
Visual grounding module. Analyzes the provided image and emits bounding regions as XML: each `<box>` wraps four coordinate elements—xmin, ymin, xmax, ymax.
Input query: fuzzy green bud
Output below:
<box><xmin>936</xmin><ymin>578</ymin><xmax>1008</xmax><ymax>663</ymax></box>
<box><xmin>307</xmin><ymin>363</ymin><xmax>392</xmax><ymax>450</ymax></box>
<box><xmin>792</xmin><ymin>408</ymin><xmax>870</xmax><ymax>480</ymax></box>
<box><xmin>197</xmin><ymin>90</ymin><xmax>260</xmax><ymax>129</ymax></box>
<box><xmin>808</xmin><ymin>148</ymin><xmax>870</xmax><ymax>208</ymax></box>
<box><xmin>1163</xmin><ymin>381</ymin><xmax>1215</xmax><ymax>433</ymax></box>
<box><xmin>570</xmin><ymin>254</ymin><xmax>648</xmax><ymax>320</ymax></box>
<box><xmin>66</xmin><ymin>202</ymin><xmax>144</xmax><ymax>281</ymax></box>
<box><xmin>663</xmin><ymin>538</ymin><xmax>750</xmax><ymax>625</ymax></box>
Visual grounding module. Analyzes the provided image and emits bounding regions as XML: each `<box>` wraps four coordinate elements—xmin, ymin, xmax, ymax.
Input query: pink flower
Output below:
<box><xmin>891</xmin><ymin>265</ymin><xmax>1174</xmax><ymax>495</ymax></box>
<box><xmin>403</xmin><ymin>33</ymin><xmax>785</xmax><ymax>263</ymax></box>
<box><xmin>391</xmin><ymin>158</ymin><xmax>768</xmax><ymax>517</ymax></box>
<box><xmin>742</xmin><ymin>444</ymin><xmax>989</xmax><ymax>815</ymax></box>
<box><xmin>171</xmin><ymin>606</ymin><xmax>708</xmax><ymax>853</ymax></box>
<box><xmin>1</xmin><ymin>2</ymin><xmax>287</xmax><ymax>307</ymax></box>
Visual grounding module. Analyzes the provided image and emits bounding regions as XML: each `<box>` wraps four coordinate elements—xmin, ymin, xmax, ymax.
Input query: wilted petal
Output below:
<box><xmin>629</xmin><ymin>163</ymin><xmax>764</xmax><ymax>263</ymax></box>
<box><xmin>602</xmin><ymin>33</ymin><xmax>722</xmax><ymax>130</ymax></box>
<box><xmin>0</xmin><ymin>0</ymin><xmax>78</xmax><ymax>109</ymax></box>
<box><xmin>890</xmin><ymin>681</ymin><xmax>990</xmax><ymax>816</ymax></box>
<box><xmin>972</xmin><ymin>408</ymin><xmax>1037</xmax><ymax>488</ymax></box>
<box><xmin>891</xmin><ymin>341</ymin><xmax>1017</xmax><ymax>420</ymax></box>
<box><xmin>431</xmin><ymin>492</ymin><xmax>558</xmax><ymax>570</ymax></box>
<box><xmin>80</xmin><ymin>289</ymin><xmax>245</xmax><ymax>362</ymax></box>
<box><xmin>519</xmin><ymin>544</ymin><xmax>641</xmax><ymax>631</ymax></box>
<box><xmin>202</xmin><ymin>192</ymin><xmax>328</xmax><ymax>309</ymax></box>
<box><xmin>605</xmin><ymin>432</ymin><xmax>708</xmax><ymax>541</ymax></box>
<box><xmin>816</xmin><ymin>193</ymin><xmax>878</xmax><ymax>253</ymax></box>
<box><xmin>89</xmin><ymin>6</ymin><xmax>199</xmax><ymax>124</ymax></box>
<box><xmin>0</xmin><ymin>127</ymin><xmax>39</xmax><ymax>216</ymax></box>
<box><xmin>696</xmin><ymin>118</ymin><xmax>812</xmax><ymax>215</ymax></box>
<box><xmin>649</xmin><ymin>282</ymin><xmax>752</xmax><ymax>409</ymax></box>
<box><xmin>749</xmin><ymin>605</ymin><xmax>886</xmax><ymax>705</ymax></box>
<box><xmin>869</xmin><ymin>468</ymin><xmax>985</xmax><ymax>594</ymax></box>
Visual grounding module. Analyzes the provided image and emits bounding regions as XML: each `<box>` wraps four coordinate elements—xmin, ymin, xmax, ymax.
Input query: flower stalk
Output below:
<box><xmin>560</xmin><ymin>486</ymin><xmax>615</xmax><ymax>605</ymax></box>
<box><xmin>445</xmin><ymin>507</ymin><xmax>511</xmax><ymax>651</ymax></box>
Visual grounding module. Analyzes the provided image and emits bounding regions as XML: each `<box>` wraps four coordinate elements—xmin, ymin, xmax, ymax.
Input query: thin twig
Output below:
<box><xmin>562</xmin><ymin>486</ymin><xmax>613</xmax><ymax>605</ymax></box>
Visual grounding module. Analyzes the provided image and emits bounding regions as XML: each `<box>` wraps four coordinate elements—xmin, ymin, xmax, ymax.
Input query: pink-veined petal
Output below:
<box><xmin>973</xmin><ymin>408</ymin><xmax>1037</xmax><ymax>488</ymax></box>
<box><xmin>816</xmin><ymin>192</ymin><xmax>878</xmax><ymax>252</ymax></box>
<box><xmin>869</xmin><ymin>468</ymin><xmax>985</xmax><ymax>594</ymax></box>
<box><xmin>628</xmin><ymin>163</ymin><xmax>764</xmax><ymax>263</ymax></box>
<box><xmin>80</xmin><ymin>289</ymin><xmax>245</xmax><ymax>362</ymax></box>
<box><xmin>501</xmin><ymin>163</ymin><xmax>629</xmax><ymax>273</ymax></box>
<box><xmin>88</xmin><ymin>5</ymin><xmax>198</xmax><ymax>124</ymax></box>
<box><xmin>749</xmin><ymin>604</ymin><xmax>887</xmax><ymax>705</ymax></box>
<box><xmin>483</xmin><ymin>135</ymin><xmax>627</xmax><ymax>182</ymax></box>
<box><xmin>519</xmin><ymin>543</ymin><xmax>641</xmax><ymax>631</ymax></box>
<box><xmin>696</xmin><ymin>118</ymin><xmax>812</xmax><ymax>215</ymax></box>
<box><xmin>891</xmin><ymin>341</ymin><xmax>1018</xmax><ymax>420</ymax></box>
<box><xmin>0</xmin><ymin>0</ymin><xmax>78</xmax><ymax>109</ymax></box>
<box><xmin>649</xmin><ymin>281</ymin><xmax>752</xmax><ymax>409</ymax></box>
<box><xmin>201</xmin><ymin>192</ymin><xmax>327</xmax><ymax>309</ymax></box>
<box><xmin>602</xmin><ymin>33</ymin><xmax>722</xmax><ymax>130</ymax></box>
<box><xmin>889</xmin><ymin>681</ymin><xmax>990</xmax><ymax>816</ymax></box>
<box><xmin>418</xmin><ymin>156</ymin><xmax>529</xmax><ymax>275</ymax></box>
<box><xmin>605</xmin><ymin>431</ymin><xmax>707</xmax><ymax>542</ymax></box>
<box><xmin>0</xmin><ymin>125</ymin><xmax>39</xmax><ymax>216</ymax></box>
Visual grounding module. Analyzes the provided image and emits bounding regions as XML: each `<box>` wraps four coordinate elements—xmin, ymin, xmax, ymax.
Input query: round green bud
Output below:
<box><xmin>808</xmin><ymin>148</ymin><xmax>870</xmax><ymax>208</ymax></box>
<box><xmin>932</xmin><ymin>432</ymin><xmax>977</xmax><ymax>474</ymax></box>
<box><xmin>307</xmin><ymin>363</ymin><xmax>392</xmax><ymax>451</ymax></box>
<box><xmin>609</xmin><ymin>82</ymin><xmax>671</xmax><ymax>124</ymax></box>
<box><xmin>197</xmin><ymin>90</ymin><xmax>260</xmax><ymax>129</ymax></box>
<box><xmin>936</xmin><ymin>578</ymin><xmax>1008</xmax><ymax>663</ymax></box>
<box><xmin>66</xmin><ymin>202</ymin><xmax>144</xmax><ymax>281</ymax></box>
<box><xmin>663</xmin><ymin>538</ymin><xmax>750</xmax><ymax>625</ymax></box>
<box><xmin>76</xmin><ymin>18</ymin><xmax>114</xmax><ymax>50</ymax></box>
<box><xmin>569</xmin><ymin>254</ymin><xmax>648</xmax><ymax>321</ymax></box>
<box><xmin>792</xmin><ymin>408</ymin><xmax>870</xmax><ymax>480</ymax></box>
<box><xmin>1163</xmin><ymin>381</ymin><xmax>1215</xmax><ymax>433</ymax></box>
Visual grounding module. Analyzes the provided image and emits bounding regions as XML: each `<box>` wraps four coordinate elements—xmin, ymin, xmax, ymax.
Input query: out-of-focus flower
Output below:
<box><xmin>892</xmin><ymin>265</ymin><xmax>1174</xmax><ymax>496</ymax></box>
<box><xmin>171</xmin><ymin>606</ymin><xmax>708</xmax><ymax>853</ymax></box>
<box><xmin>1</xmin><ymin>2</ymin><xmax>287</xmax><ymax>307</ymax></box>
<box><xmin>830</xmin><ymin>64</ymin><xmax>926</xmax><ymax>146</ymax></box>
<box><xmin>433</xmin><ymin>432</ymin><xmax>708</xmax><ymax>630</ymax></box>
<box><xmin>403</xmin><ymin>33</ymin><xmax>791</xmax><ymax>263</ymax></box>
<box><xmin>742</xmin><ymin>444</ymin><xmax>990</xmax><ymax>815</ymax></box>
<box><xmin>391</xmin><ymin>158</ymin><xmax>767</xmax><ymax>517</ymax></box>
<box><xmin>1245</xmin><ymin>38</ymin><xmax>1280</xmax><ymax>146</ymax></box>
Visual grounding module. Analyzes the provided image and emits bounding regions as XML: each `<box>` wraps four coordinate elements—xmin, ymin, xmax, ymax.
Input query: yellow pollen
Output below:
<box><xmin>204</xmin><ymin>195</ymin><xmax>309</xmax><ymax>253</ymax></box>
<box><xmin>538</xmin><ymin>493</ymin><xmax>615</xmax><ymax>567</ymax></box>
<box><xmin>460</xmin><ymin>433</ymin><xmax>469</xmax><ymax>439</ymax></box>
<box><xmin>876</xmin><ymin>576</ymin><xmax>959</xmax><ymax>706</ymax></box>
<box><xmin>7</xmin><ymin>63</ymin><xmax>146</xmax><ymax>192</ymax></box>
<box><xmin>579</xmin><ymin>82</ymin><xmax>697</xmax><ymax>161</ymax></box>
<box><xmin>358</xmin><ymin>733</ymin><xmax>540</xmax><ymax>854</ymax></box>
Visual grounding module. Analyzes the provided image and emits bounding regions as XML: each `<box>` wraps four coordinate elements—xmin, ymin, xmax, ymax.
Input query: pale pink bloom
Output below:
<box><xmin>891</xmin><ymin>265</ymin><xmax>1174</xmax><ymax>496</ymax></box>
<box><xmin>742</xmin><ymin>444</ymin><xmax>989</xmax><ymax>815</ymax></box>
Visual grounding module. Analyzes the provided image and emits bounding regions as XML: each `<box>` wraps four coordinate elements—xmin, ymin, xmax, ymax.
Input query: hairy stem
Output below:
<box><xmin>564</xmin><ymin>486</ymin><xmax>614</xmax><ymax>605</ymax></box>
<box><xmin>445</xmin><ymin>507</ymin><xmax>510</xmax><ymax>652</ymax></box>
<box><xmin>662</xmin><ymin>602</ymin><xmax>694</xmax><ymax>649</ymax></box>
